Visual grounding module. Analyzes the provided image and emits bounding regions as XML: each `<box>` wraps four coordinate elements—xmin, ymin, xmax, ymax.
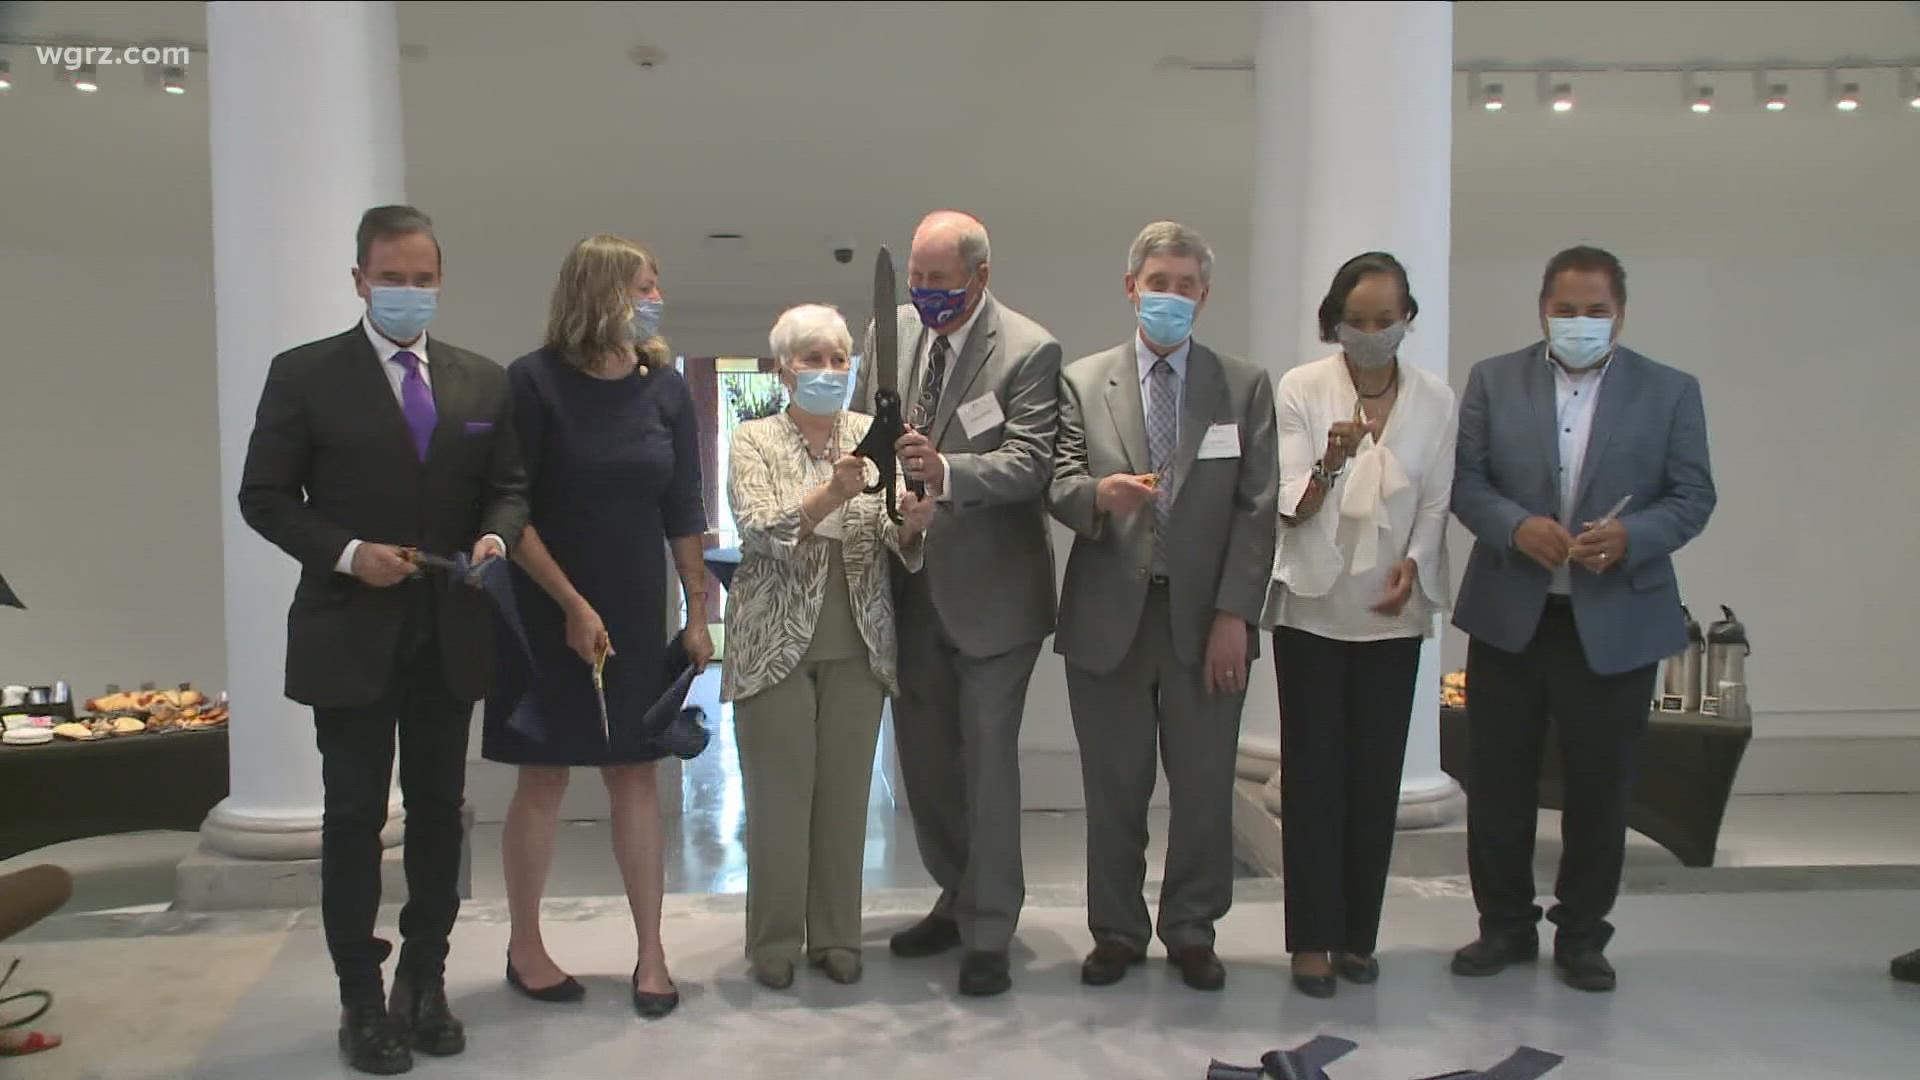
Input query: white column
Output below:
<box><xmin>201</xmin><ymin>1</ymin><xmax>409</xmax><ymax>858</ymax></box>
<box><xmin>1244</xmin><ymin>0</ymin><xmax>1463</xmax><ymax>828</ymax></box>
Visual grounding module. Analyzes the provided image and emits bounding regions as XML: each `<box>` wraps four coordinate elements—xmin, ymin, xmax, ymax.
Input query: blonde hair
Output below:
<box><xmin>544</xmin><ymin>234</ymin><xmax>670</xmax><ymax>372</ymax></box>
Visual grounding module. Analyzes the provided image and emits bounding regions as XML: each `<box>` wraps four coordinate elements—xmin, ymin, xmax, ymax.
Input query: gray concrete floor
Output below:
<box><xmin>9</xmin><ymin>886</ymin><xmax>1919</xmax><ymax>1079</ymax></box>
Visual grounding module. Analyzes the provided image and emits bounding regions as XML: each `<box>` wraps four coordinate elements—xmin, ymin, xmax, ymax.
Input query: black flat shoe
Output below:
<box><xmin>1335</xmin><ymin>953</ymin><xmax>1380</xmax><ymax>985</ymax></box>
<box><xmin>1291</xmin><ymin>972</ymin><xmax>1337</xmax><ymax>999</ymax></box>
<box><xmin>506</xmin><ymin>957</ymin><xmax>586</xmax><ymax>1004</ymax></box>
<box><xmin>632</xmin><ymin>965</ymin><xmax>680</xmax><ymax>1019</ymax></box>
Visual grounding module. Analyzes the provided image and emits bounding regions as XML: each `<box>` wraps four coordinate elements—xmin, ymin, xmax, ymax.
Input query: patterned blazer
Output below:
<box><xmin>722</xmin><ymin>410</ymin><xmax>924</xmax><ymax>703</ymax></box>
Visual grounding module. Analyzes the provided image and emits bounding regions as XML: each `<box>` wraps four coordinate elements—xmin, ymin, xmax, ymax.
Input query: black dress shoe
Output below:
<box><xmin>506</xmin><ymin>957</ymin><xmax>586</xmax><ymax>1004</ymax></box>
<box><xmin>891</xmin><ymin>913</ymin><xmax>962</xmax><ymax>959</ymax></box>
<box><xmin>958</xmin><ymin>950</ymin><xmax>1012</xmax><ymax>997</ymax></box>
<box><xmin>1891</xmin><ymin>947</ymin><xmax>1920</xmax><ymax>984</ymax></box>
<box><xmin>338</xmin><ymin>1003</ymin><xmax>412</xmax><ymax>1076</ymax></box>
<box><xmin>1169</xmin><ymin>946</ymin><xmax>1227</xmax><ymax>991</ymax></box>
<box><xmin>389</xmin><ymin>972</ymin><xmax>465</xmax><ymax>1057</ymax></box>
<box><xmin>631</xmin><ymin>964</ymin><xmax>681</xmax><ymax>1019</ymax></box>
<box><xmin>1080</xmin><ymin>942</ymin><xmax>1145</xmax><ymax>987</ymax></box>
<box><xmin>1554</xmin><ymin>945</ymin><xmax>1617</xmax><ymax>992</ymax></box>
<box><xmin>1450</xmin><ymin>931</ymin><xmax>1540</xmax><ymax>977</ymax></box>
<box><xmin>1335</xmin><ymin>953</ymin><xmax>1381</xmax><ymax>985</ymax></box>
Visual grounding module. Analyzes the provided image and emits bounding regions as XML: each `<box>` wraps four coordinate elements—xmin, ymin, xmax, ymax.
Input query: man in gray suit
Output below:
<box><xmin>1049</xmin><ymin>222</ymin><xmax>1277</xmax><ymax>991</ymax></box>
<box><xmin>852</xmin><ymin>210</ymin><xmax>1061</xmax><ymax>997</ymax></box>
<box><xmin>1450</xmin><ymin>246</ymin><xmax>1716</xmax><ymax>993</ymax></box>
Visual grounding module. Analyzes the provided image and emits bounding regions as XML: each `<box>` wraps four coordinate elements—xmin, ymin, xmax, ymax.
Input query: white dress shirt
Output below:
<box><xmin>1267</xmin><ymin>354</ymin><xmax>1457</xmax><ymax>642</ymax></box>
<box><xmin>1134</xmin><ymin>330</ymin><xmax>1191</xmax><ymax>453</ymax></box>
<box><xmin>911</xmin><ymin>297</ymin><xmax>986</xmax><ymax>503</ymax></box>
<box><xmin>1548</xmin><ymin>345</ymin><xmax>1611</xmax><ymax>595</ymax></box>
<box><xmin>334</xmin><ymin>316</ymin><xmax>505</xmax><ymax>575</ymax></box>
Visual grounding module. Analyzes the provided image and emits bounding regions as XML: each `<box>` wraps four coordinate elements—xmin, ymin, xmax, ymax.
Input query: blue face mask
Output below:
<box><xmin>1136</xmin><ymin>291</ymin><xmax>1197</xmax><ymax>348</ymax></box>
<box><xmin>630</xmin><ymin>297</ymin><xmax>663</xmax><ymax>341</ymax></box>
<box><xmin>791</xmin><ymin>370</ymin><xmax>850</xmax><ymax>416</ymax></box>
<box><xmin>368</xmin><ymin>286</ymin><xmax>437</xmax><ymax>342</ymax></box>
<box><xmin>1547</xmin><ymin>315</ymin><xmax>1615</xmax><ymax>370</ymax></box>
<box><xmin>909</xmin><ymin>283</ymin><xmax>972</xmax><ymax>329</ymax></box>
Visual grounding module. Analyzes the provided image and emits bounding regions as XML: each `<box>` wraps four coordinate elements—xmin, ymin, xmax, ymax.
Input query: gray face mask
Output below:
<box><xmin>1337</xmin><ymin>322</ymin><xmax>1406</xmax><ymax>370</ymax></box>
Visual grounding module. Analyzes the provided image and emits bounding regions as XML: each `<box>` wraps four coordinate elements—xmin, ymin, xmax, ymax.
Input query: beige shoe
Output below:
<box><xmin>751</xmin><ymin>957</ymin><xmax>795</xmax><ymax>990</ymax></box>
<box><xmin>813</xmin><ymin>949</ymin><xmax>863</xmax><ymax>985</ymax></box>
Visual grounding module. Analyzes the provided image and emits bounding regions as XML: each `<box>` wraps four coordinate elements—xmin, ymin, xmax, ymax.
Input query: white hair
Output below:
<box><xmin>1128</xmin><ymin>220</ymin><xmax>1214</xmax><ymax>285</ymax></box>
<box><xmin>768</xmin><ymin>303</ymin><xmax>853</xmax><ymax>366</ymax></box>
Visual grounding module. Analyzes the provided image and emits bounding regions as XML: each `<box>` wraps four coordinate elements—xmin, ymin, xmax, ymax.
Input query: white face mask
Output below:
<box><xmin>1337</xmin><ymin>322</ymin><xmax>1406</xmax><ymax>370</ymax></box>
<box><xmin>1547</xmin><ymin>316</ymin><xmax>1615</xmax><ymax>370</ymax></box>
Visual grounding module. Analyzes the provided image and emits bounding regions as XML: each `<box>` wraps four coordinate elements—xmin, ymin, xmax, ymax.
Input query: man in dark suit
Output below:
<box><xmin>1450</xmin><ymin>246</ymin><xmax>1715</xmax><ymax>993</ymax></box>
<box><xmin>239</xmin><ymin>205</ymin><xmax>528</xmax><ymax>1075</ymax></box>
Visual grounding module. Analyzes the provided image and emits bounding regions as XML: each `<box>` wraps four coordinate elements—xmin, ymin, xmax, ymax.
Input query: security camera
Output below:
<box><xmin>831</xmin><ymin>241</ymin><xmax>856</xmax><ymax>265</ymax></box>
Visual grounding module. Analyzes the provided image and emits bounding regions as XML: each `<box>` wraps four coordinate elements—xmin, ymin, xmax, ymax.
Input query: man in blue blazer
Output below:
<box><xmin>1449</xmin><ymin>247</ymin><xmax>1715</xmax><ymax>993</ymax></box>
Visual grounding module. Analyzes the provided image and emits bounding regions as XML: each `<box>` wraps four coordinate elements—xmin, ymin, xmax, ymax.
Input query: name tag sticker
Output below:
<box><xmin>1198</xmin><ymin>423</ymin><xmax>1241</xmax><ymax>459</ymax></box>
<box><xmin>958</xmin><ymin>394</ymin><xmax>1005</xmax><ymax>439</ymax></box>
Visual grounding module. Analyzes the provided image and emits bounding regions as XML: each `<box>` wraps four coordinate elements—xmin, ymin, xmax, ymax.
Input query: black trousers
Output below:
<box><xmin>313</xmin><ymin>582</ymin><xmax>471</xmax><ymax>1007</ymax></box>
<box><xmin>1275</xmin><ymin>628</ymin><xmax>1420</xmax><ymax>956</ymax></box>
<box><xmin>1465</xmin><ymin>598</ymin><xmax>1657</xmax><ymax>951</ymax></box>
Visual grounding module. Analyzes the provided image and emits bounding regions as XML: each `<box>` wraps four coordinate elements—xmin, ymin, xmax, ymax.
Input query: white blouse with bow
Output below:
<box><xmin>1264</xmin><ymin>353</ymin><xmax>1457</xmax><ymax>642</ymax></box>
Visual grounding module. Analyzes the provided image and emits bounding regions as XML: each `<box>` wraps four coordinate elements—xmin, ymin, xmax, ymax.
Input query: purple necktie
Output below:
<box><xmin>393</xmin><ymin>350</ymin><xmax>437</xmax><ymax>461</ymax></box>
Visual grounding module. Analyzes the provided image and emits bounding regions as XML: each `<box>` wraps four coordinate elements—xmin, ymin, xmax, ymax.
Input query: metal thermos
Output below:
<box><xmin>1660</xmin><ymin>606</ymin><xmax>1705</xmax><ymax>713</ymax></box>
<box><xmin>1703</xmin><ymin>605</ymin><xmax>1750</xmax><ymax>717</ymax></box>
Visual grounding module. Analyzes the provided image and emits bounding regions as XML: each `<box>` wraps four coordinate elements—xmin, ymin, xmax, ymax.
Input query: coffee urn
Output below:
<box><xmin>1703</xmin><ymin>605</ymin><xmax>1750</xmax><ymax>717</ymax></box>
<box><xmin>1659</xmin><ymin>606</ymin><xmax>1705</xmax><ymax>713</ymax></box>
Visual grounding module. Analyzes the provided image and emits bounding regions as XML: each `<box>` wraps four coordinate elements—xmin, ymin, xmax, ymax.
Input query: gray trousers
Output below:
<box><xmin>733</xmin><ymin>656</ymin><xmax>885</xmax><ymax>965</ymax></box>
<box><xmin>893</xmin><ymin>571</ymin><xmax>1041</xmax><ymax>953</ymax></box>
<box><xmin>1065</xmin><ymin>584</ymin><xmax>1245</xmax><ymax>953</ymax></box>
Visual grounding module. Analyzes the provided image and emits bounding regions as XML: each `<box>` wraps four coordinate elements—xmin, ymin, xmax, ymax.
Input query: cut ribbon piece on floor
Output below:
<box><xmin>1207</xmin><ymin>1034</ymin><xmax>1359</xmax><ymax>1080</ymax></box>
<box><xmin>1415</xmin><ymin>1046</ymin><xmax>1564</xmax><ymax>1080</ymax></box>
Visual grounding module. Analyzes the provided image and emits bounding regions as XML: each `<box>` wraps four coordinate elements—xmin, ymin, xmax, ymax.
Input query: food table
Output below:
<box><xmin>0</xmin><ymin>726</ymin><xmax>230</xmax><ymax>860</ymax></box>
<box><xmin>1438</xmin><ymin>704</ymin><xmax>1752</xmax><ymax>868</ymax></box>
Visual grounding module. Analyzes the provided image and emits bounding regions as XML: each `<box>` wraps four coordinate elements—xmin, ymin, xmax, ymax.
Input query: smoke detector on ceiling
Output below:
<box><xmin>629</xmin><ymin>44</ymin><xmax>668</xmax><ymax>70</ymax></box>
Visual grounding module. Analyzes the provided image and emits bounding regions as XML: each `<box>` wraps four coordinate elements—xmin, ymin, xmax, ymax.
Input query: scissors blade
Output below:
<box><xmin>873</xmin><ymin>246</ymin><xmax>899</xmax><ymax>396</ymax></box>
<box><xmin>592</xmin><ymin>644</ymin><xmax>611</xmax><ymax>744</ymax></box>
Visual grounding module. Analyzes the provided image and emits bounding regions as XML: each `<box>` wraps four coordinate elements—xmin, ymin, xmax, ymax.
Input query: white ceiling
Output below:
<box><xmin>3</xmin><ymin>0</ymin><xmax>1917</xmax><ymax>315</ymax></box>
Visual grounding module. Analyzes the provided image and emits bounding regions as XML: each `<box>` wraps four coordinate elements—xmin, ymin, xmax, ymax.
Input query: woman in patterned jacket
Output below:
<box><xmin>724</xmin><ymin>304</ymin><xmax>935</xmax><ymax>990</ymax></box>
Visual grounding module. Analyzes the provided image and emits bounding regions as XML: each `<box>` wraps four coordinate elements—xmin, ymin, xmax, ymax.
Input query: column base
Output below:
<box><xmin>178</xmin><ymin>804</ymin><xmax>472</xmax><ymax>911</ymax></box>
<box><xmin>198</xmin><ymin>796</ymin><xmax>404</xmax><ymax>860</ymax></box>
<box><xmin>1395</xmin><ymin>776</ymin><xmax>1465</xmax><ymax>830</ymax></box>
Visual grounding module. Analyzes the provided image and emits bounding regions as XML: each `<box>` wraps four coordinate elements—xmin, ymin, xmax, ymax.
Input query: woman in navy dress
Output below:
<box><xmin>483</xmin><ymin>235</ymin><xmax>712</xmax><ymax>1019</ymax></box>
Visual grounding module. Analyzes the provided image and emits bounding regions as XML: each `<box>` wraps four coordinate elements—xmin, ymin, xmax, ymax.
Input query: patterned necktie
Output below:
<box><xmin>393</xmin><ymin>350</ymin><xmax>437</xmax><ymax>461</ymax></box>
<box><xmin>1146</xmin><ymin>358</ymin><xmax>1179</xmax><ymax>569</ymax></box>
<box><xmin>914</xmin><ymin>335</ymin><xmax>951</xmax><ymax>429</ymax></box>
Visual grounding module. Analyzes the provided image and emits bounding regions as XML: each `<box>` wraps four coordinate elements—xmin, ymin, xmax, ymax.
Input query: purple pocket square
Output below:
<box><xmin>462</xmin><ymin>420</ymin><xmax>495</xmax><ymax>435</ymax></box>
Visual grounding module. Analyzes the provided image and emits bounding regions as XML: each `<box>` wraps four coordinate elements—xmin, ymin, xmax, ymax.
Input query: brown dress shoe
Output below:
<box><xmin>1168</xmin><ymin>945</ymin><xmax>1226</xmax><ymax>991</ymax></box>
<box><xmin>1080</xmin><ymin>942</ymin><xmax>1145</xmax><ymax>986</ymax></box>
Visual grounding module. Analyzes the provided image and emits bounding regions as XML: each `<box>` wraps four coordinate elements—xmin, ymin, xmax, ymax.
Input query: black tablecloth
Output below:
<box><xmin>0</xmin><ymin>727</ymin><xmax>229</xmax><ymax>860</ymax></box>
<box><xmin>1439</xmin><ymin>705</ymin><xmax>1751</xmax><ymax>868</ymax></box>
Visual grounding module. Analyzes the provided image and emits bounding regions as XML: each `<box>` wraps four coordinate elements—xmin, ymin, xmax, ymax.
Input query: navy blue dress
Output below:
<box><xmin>482</xmin><ymin>348</ymin><xmax>706</xmax><ymax>766</ymax></box>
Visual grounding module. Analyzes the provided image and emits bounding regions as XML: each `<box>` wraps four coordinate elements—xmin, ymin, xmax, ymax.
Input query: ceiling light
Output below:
<box><xmin>1902</xmin><ymin>66</ymin><xmax>1919</xmax><ymax>110</ymax></box>
<box><xmin>1691</xmin><ymin>86</ymin><xmax>1714</xmax><ymax>114</ymax></box>
<box><xmin>1827</xmin><ymin>69</ymin><xmax>1860</xmax><ymax>111</ymax></box>
<box><xmin>1469</xmin><ymin>72</ymin><xmax>1504</xmax><ymax>112</ymax></box>
<box><xmin>1550</xmin><ymin>82</ymin><xmax>1574</xmax><ymax>113</ymax></box>
<box><xmin>1766</xmin><ymin>84</ymin><xmax>1788</xmax><ymax>111</ymax></box>
<box><xmin>0</xmin><ymin>60</ymin><xmax>12</xmax><ymax>92</ymax></box>
<box><xmin>162</xmin><ymin>66</ymin><xmax>186</xmax><ymax>95</ymax></box>
<box><xmin>72</xmin><ymin>62</ymin><xmax>99</xmax><ymax>93</ymax></box>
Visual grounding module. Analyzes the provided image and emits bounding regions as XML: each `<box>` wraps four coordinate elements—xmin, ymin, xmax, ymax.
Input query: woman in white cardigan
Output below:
<box><xmin>724</xmin><ymin>304</ymin><xmax>934</xmax><ymax>991</ymax></box>
<box><xmin>1265</xmin><ymin>253</ymin><xmax>1456</xmax><ymax>998</ymax></box>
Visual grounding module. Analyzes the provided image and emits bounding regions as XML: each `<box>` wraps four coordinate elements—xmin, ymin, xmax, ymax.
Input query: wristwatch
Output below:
<box><xmin>1311</xmin><ymin>459</ymin><xmax>1341</xmax><ymax>488</ymax></box>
